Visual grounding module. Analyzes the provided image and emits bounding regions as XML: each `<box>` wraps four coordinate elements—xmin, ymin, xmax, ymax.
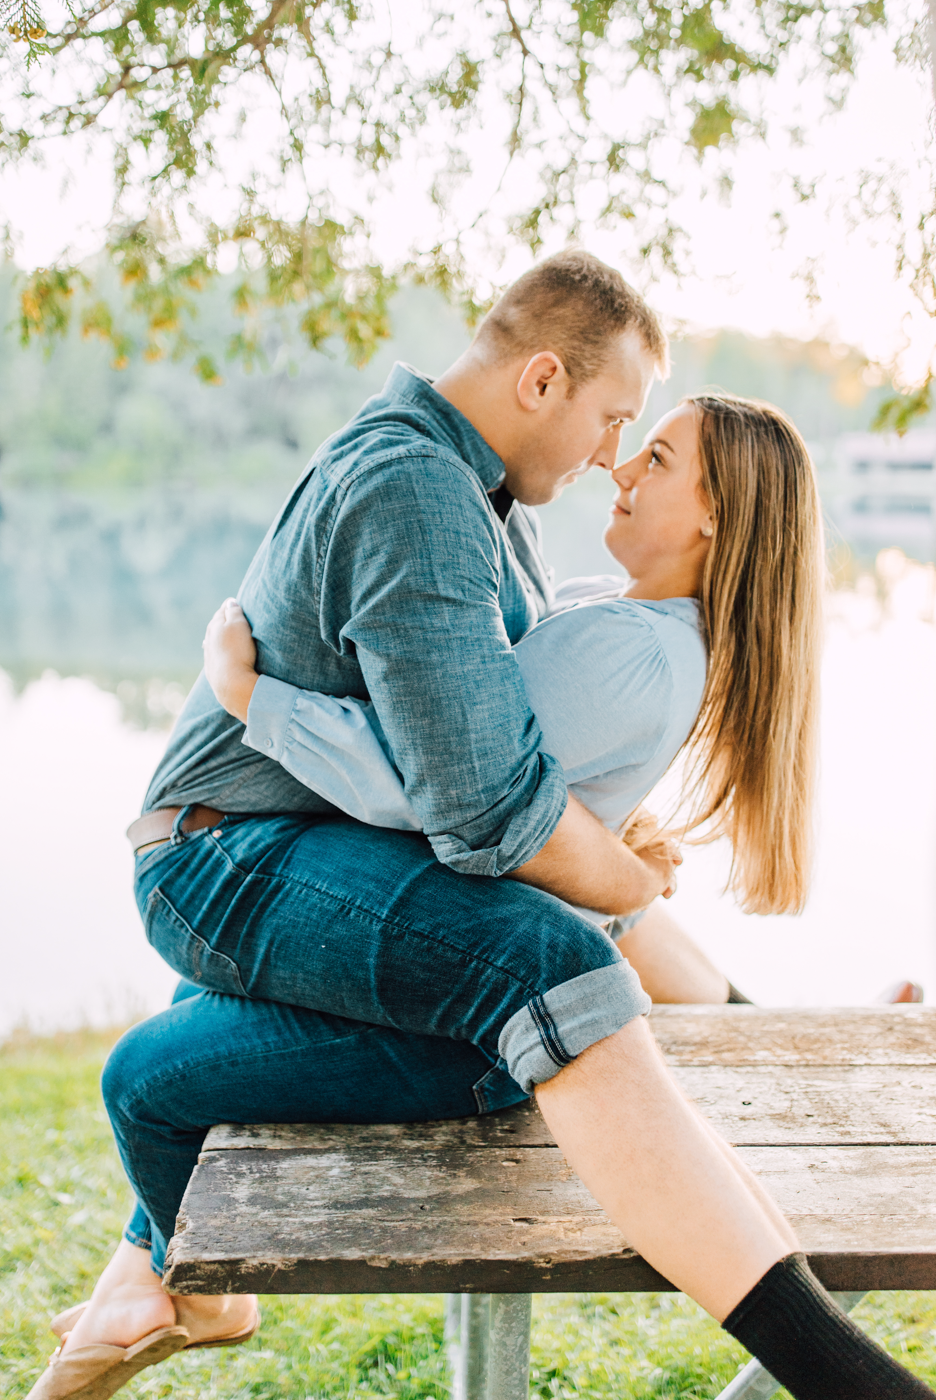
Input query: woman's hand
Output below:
<box><xmin>203</xmin><ymin>598</ymin><xmax>259</xmax><ymax>723</ymax></box>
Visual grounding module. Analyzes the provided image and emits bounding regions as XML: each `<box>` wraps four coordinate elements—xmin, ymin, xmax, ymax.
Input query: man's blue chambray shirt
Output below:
<box><xmin>143</xmin><ymin>363</ymin><xmax>569</xmax><ymax>876</ymax></box>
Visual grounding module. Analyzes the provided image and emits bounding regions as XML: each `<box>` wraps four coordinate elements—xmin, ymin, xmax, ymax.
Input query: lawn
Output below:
<box><xmin>3</xmin><ymin>1028</ymin><xmax>936</xmax><ymax>1399</ymax></box>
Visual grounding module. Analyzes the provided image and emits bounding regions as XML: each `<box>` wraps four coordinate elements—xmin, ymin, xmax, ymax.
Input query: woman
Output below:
<box><xmin>30</xmin><ymin>396</ymin><xmax>933</xmax><ymax>1400</ymax></box>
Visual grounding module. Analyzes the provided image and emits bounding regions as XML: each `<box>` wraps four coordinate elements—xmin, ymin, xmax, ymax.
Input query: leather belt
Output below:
<box><xmin>127</xmin><ymin>805</ymin><xmax>225</xmax><ymax>854</ymax></box>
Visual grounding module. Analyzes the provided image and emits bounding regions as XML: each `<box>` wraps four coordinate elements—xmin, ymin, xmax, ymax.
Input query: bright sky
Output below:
<box><xmin>637</xmin><ymin>37</ymin><xmax>936</xmax><ymax>385</ymax></box>
<box><xmin>3</xmin><ymin>7</ymin><xmax>934</xmax><ymax>381</ymax></box>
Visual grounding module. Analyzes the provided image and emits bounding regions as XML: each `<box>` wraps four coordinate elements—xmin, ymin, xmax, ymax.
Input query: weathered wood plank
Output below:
<box><xmin>650</xmin><ymin>1005</ymin><xmax>936</xmax><ymax>1066</ymax></box>
<box><xmin>164</xmin><ymin>1143</ymin><xmax>936</xmax><ymax>1295</ymax></box>
<box><xmin>675</xmin><ymin>1065</ymin><xmax>936</xmax><ymax>1144</ymax></box>
<box><xmin>205</xmin><ymin>1063</ymin><xmax>936</xmax><ymax>1152</ymax></box>
<box><xmin>204</xmin><ymin>1105</ymin><xmax>549</xmax><ymax>1153</ymax></box>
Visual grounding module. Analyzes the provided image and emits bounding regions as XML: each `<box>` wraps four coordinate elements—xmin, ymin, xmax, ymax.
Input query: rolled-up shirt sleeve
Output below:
<box><xmin>317</xmin><ymin>450</ymin><xmax>568</xmax><ymax>875</ymax></box>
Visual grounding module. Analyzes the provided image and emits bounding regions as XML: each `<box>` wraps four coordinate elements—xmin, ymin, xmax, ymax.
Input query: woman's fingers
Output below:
<box><xmin>204</xmin><ymin>601</ymin><xmax>243</xmax><ymax>644</ymax></box>
<box><xmin>620</xmin><ymin>815</ymin><xmax>685</xmax><ymax>885</ymax></box>
<box><xmin>203</xmin><ymin>599</ymin><xmax>237</xmax><ymax>648</ymax></box>
<box><xmin>200</xmin><ymin>599</ymin><xmax>259</xmax><ymax>721</ymax></box>
<box><xmin>621</xmin><ymin>806</ymin><xmax>659</xmax><ymax>851</ymax></box>
<box><xmin>210</xmin><ymin>599</ymin><xmax>258</xmax><ymax>670</ymax></box>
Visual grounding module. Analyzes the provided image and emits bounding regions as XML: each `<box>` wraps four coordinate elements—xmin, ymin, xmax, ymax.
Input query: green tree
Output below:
<box><xmin>0</xmin><ymin>0</ymin><xmax>925</xmax><ymax>390</ymax></box>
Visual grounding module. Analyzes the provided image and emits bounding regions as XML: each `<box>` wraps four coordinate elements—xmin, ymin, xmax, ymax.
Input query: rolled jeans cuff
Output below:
<box><xmin>123</xmin><ymin>1198</ymin><xmax>166</xmax><ymax>1277</ymax></box>
<box><xmin>498</xmin><ymin>961</ymin><xmax>651</xmax><ymax>1094</ymax></box>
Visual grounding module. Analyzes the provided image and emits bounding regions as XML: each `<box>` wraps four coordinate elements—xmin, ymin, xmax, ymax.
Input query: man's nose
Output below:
<box><xmin>590</xmin><ymin>422</ymin><xmax>624</xmax><ymax>472</ymax></box>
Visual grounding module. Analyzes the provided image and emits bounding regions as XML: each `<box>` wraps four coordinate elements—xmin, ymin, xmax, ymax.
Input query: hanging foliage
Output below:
<box><xmin>1</xmin><ymin>0</ymin><xmax>918</xmax><ymax>386</ymax></box>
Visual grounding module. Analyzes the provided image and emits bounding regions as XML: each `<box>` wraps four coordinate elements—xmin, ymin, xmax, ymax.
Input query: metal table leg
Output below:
<box><xmin>713</xmin><ymin>1292</ymin><xmax>867</xmax><ymax>1399</ymax></box>
<box><xmin>446</xmin><ymin>1294</ymin><xmax>532</xmax><ymax>1400</ymax></box>
<box><xmin>445</xmin><ymin>1294</ymin><xmax>463</xmax><ymax>1400</ymax></box>
<box><xmin>448</xmin><ymin>1286</ymin><xmax>864</xmax><ymax>1400</ymax></box>
<box><xmin>447</xmin><ymin>1294</ymin><xmax>492</xmax><ymax>1400</ymax></box>
<box><xmin>487</xmin><ymin>1294</ymin><xmax>533</xmax><ymax>1400</ymax></box>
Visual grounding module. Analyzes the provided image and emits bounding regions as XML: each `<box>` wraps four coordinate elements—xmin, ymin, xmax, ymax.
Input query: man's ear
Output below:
<box><xmin>516</xmin><ymin>352</ymin><xmax>568</xmax><ymax>412</ymax></box>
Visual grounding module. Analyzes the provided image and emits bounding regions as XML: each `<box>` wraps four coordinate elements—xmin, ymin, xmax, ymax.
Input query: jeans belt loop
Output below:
<box><xmin>170</xmin><ymin>804</ymin><xmax>195</xmax><ymax>847</ymax></box>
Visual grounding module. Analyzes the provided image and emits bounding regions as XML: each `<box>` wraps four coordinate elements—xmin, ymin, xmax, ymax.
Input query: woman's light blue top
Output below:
<box><xmin>242</xmin><ymin>576</ymin><xmax>708</xmax><ymax>863</ymax></box>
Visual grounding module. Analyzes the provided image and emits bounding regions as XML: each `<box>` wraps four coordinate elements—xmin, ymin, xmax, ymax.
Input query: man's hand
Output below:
<box><xmin>635</xmin><ymin>844</ymin><xmax>681</xmax><ymax>902</ymax></box>
<box><xmin>508</xmin><ymin>794</ymin><xmax>680</xmax><ymax>915</ymax></box>
<box><xmin>621</xmin><ymin>806</ymin><xmax>682</xmax><ymax>900</ymax></box>
<box><xmin>203</xmin><ymin>598</ymin><xmax>259</xmax><ymax>723</ymax></box>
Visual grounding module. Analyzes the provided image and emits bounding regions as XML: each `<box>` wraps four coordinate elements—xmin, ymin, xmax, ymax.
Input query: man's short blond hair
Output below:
<box><xmin>474</xmin><ymin>249</ymin><xmax>668</xmax><ymax>387</ymax></box>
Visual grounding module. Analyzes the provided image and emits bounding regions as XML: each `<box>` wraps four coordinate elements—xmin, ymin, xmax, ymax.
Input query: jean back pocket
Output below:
<box><xmin>144</xmin><ymin>888</ymin><xmax>248</xmax><ymax>998</ymax></box>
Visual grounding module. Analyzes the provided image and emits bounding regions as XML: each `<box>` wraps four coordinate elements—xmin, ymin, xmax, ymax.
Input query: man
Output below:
<box><xmin>130</xmin><ymin>248</ymin><xmax>684</xmax><ymax>1061</ymax></box>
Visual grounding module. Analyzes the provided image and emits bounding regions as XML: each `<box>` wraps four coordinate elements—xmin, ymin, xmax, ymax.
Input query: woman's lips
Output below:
<box><xmin>611</xmin><ymin>502</ymin><xmax>630</xmax><ymax>515</ymax></box>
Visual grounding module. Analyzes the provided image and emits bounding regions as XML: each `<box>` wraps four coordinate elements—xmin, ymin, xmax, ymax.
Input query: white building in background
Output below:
<box><xmin>824</xmin><ymin>430</ymin><xmax>936</xmax><ymax>563</ymax></box>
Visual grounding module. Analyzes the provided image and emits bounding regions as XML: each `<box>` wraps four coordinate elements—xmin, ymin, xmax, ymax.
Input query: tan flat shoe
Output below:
<box><xmin>51</xmin><ymin>1301</ymin><xmax>261</xmax><ymax>1350</ymax></box>
<box><xmin>49</xmin><ymin>1305</ymin><xmax>85</xmax><ymax>1339</ymax></box>
<box><xmin>25</xmin><ymin>1326</ymin><xmax>189</xmax><ymax>1400</ymax></box>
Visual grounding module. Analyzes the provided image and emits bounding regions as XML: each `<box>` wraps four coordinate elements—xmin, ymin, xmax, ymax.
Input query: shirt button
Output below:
<box><xmin>211</xmin><ymin>829</ymin><xmax>222</xmax><ymax>838</ymax></box>
<box><xmin>266</xmin><ymin>739</ymin><xmax>274</xmax><ymax>749</ymax></box>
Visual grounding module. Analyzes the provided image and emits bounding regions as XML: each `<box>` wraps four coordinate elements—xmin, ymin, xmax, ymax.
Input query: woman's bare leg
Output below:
<box><xmin>536</xmin><ymin>1017</ymin><xmax>791</xmax><ymax>1320</ymax></box>
<box><xmin>656</xmin><ymin>1041</ymin><xmax>801</xmax><ymax>1253</ymax></box>
<box><xmin>616</xmin><ymin>903</ymin><xmax>730</xmax><ymax>1004</ymax></box>
<box><xmin>702</xmin><ymin>1117</ymin><xmax>800</xmax><ymax>1253</ymax></box>
<box><xmin>59</xmin><ymin>1239</ymin><xmax>256</xmax><ymax>1354</ymax></box>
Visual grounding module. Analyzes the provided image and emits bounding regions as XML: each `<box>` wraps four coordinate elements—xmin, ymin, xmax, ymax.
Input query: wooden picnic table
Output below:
<box><xmin>164</xmin><ymin>1005</ymin><xmax>936</xmax><ymax>1399</ymax></box>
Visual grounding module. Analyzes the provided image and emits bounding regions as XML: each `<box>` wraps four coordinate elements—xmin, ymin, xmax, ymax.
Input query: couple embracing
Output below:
<box><xmin>30</xmin><ymin>252</ymin><xmax>933</xmax><ymax>1400</ymax></box>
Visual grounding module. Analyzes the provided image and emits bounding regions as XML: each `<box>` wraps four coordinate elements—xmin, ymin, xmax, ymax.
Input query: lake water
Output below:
<box><xmin>2</xmin><ymin>561</ymin><xmax>934</xmax><ymax>1036</ymax></box>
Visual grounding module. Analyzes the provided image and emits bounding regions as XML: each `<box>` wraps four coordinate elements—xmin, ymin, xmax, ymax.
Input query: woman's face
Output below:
<box><xmin>603</xmin><ymin>402</ymin><xmax>713</xmax><ymax>593</ymax></box>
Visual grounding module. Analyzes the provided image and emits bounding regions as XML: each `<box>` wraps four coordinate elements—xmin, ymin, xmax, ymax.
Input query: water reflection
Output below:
<box><xmin>0</xmin><ymin>670</ymin><xmax>176</xmax><ymax>1035</ymax></box>
<box><xmin>0</xmin><ymin>487</ymin><xmax>274</xmax><ymax>709</ymax></box>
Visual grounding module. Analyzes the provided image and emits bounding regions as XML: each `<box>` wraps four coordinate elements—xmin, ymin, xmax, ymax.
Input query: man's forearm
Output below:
<box><xmin>507</xmin><ymin>794</ymin><xmax>671</xmax><ymax>915</ymax></box>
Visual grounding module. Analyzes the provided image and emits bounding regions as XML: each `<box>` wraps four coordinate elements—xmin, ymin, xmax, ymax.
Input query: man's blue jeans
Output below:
<box><xmin>111</xmin><ymin>811</ymin><xmax>649</xmax><ymax>1272</ymax></box>
<box><xmin>109</xmin><ymin>980</ymin><xmax>529</xmax><ymax>1274</ymax></box>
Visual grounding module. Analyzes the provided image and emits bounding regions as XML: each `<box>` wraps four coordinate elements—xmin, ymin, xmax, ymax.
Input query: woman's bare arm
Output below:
<box><xmin>203</xmin><ymin>598</ymin><xmax>680</xmax><ymax>916</ymax></box>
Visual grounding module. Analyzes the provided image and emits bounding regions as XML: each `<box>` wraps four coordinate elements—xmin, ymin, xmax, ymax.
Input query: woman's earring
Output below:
<box><xmin>701</xmin><ymin>523</ymin><xmax>713</xmax><ymax>538</ymax></box>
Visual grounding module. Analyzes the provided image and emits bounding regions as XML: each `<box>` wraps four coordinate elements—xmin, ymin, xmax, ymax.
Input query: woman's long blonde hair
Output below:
<box><xmin>678</xmin><ymin>393</ymin><xmax>824</xmax><ymax>915</ymax></box>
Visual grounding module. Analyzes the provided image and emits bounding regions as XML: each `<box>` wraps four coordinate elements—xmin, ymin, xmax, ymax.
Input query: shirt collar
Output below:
<box><xmin>384</xmin><ymin>362</ymin><xmax>506</xmax><ymax>492</ymax></box>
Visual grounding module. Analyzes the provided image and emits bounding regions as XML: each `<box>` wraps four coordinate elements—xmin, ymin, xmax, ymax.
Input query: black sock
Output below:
<box><xmin>723</xmin><ymin>1253</ymin><xmax>933</xmax><ymax>1399</ymax></box>
<box><xmin>726</xmin><ymin>981</ymin><xmax>754</xmax><ymax>1004</ymax></box>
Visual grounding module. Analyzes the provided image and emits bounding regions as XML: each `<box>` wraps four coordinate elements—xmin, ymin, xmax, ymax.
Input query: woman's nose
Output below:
<box><xmin>612</xmin><ymin>452</ymin><xmax>646</xmax><ymax>488</ymax></box>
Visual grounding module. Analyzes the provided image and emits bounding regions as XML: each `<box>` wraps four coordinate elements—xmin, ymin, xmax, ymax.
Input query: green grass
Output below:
<box><xmin>3</xmin><ymin>1029</ymin><xmax>936</xmax><ymax>1398</ymax></box>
